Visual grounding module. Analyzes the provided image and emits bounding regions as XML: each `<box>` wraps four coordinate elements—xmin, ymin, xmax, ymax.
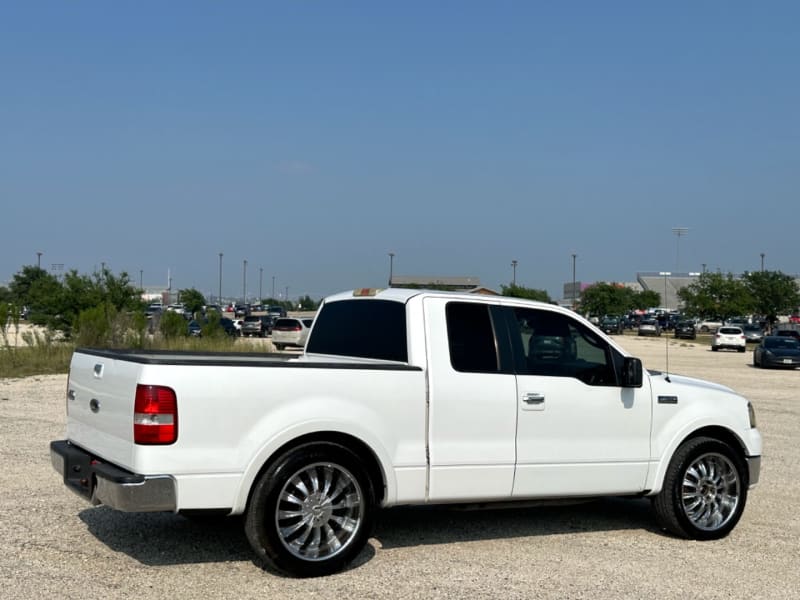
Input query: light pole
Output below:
<box><xmin>672</xmin><ymin>227</ymin><xmax>689</xmax><ymax>272</ymax></box>
<box><xmin>511</xmin><ymin>260</ymin><xmax>518</xmax><ymax>286</ymax></box>
<box><xmin>243</xmin><ymin>259</ymin><xmax>247</xmax><ymax>302</ymax></box>
<box><xmin>218</xmin><ymin>252</ymin><xmax>223</xmax><ymax>304</ymax></box>
<box><xmin>571</xmin><ymin>253</ymin><xmax>577</xmax><ymax>308</ymax></box>
<box><xmin>259</xmin><ymin>267</ymin><xmax>263</xmax><ymax>302</ymax></box>
<box><xmin>36</xmin><ymin>252</ymin><xmax>42</xmax><ymax>269</ymax></box>
<box><xmin>285</xmin><ymin>286</ymin><xmax>289</xmax><ymax>304</ymax></box>
<box><xmin>702</xmin><ymin>263</ymin><xmax>707</xmax><ymax>274</ymax></box>
<box><xmin>139</xmin><ymin>269</ymin><xmax>143</xmax><ymax>290</ymax></box>
<box><xmin>760</xmin><ymin>253</ymin><xmax>765</xmax><ymax>272</ymax></box>
<box><xmin>271</xmin><ymin>276</ymin><xmax>275</xmax><ymax>301</ymax></box>
<box><xmin>659</xmin><ymin>271</ymin><xmax>672</xmax><ymax>309</ymax></box>
<box><xmin>388</xmin><ymin>252</ymin><xmax>395</xmax><ymax>286</ymax></box>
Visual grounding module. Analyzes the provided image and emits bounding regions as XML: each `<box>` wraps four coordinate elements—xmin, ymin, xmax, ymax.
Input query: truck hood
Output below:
<box><xmin>647</xmin><ymin>369</ymin><xmax>738</xmax><ymax>398</ymax></box>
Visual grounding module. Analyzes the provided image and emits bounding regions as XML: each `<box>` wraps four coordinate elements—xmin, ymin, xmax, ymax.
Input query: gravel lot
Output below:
<box><xmin>1</xmin><ymin>335</ymin><xmax>798</xmax><ymax>599</ymax></box>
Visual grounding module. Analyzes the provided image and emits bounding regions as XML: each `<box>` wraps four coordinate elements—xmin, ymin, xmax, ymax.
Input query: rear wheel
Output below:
<box><xmin>652</xmin><ymin>437</ymin><xmax>748</xmax><ymax>540</ymax></box>
<box><xmin>245</xmin><ymin>442</ymin><xmax>375</xmax><ymax>577</ymax></box>
<box><xmin>274</xmin><ymin>343</ymin><xmax>285</xmax><ymax>350</ymax></box>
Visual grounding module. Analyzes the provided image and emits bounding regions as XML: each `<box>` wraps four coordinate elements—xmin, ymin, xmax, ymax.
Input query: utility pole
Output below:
<box><xmin>259</xmin><ymin>267</ymin><xmax>263</xmax><ymax>302</ymax></box>
<box><xmin>243</xmin><ymin>259</ymin><xmax>248</xmax><ymax>302</ymax></box>
<box><xmin>218</xmin><ymin>252</ymin><xmax>223</xmax><ymax>305</ymax></box>
<box><xmin>272</xmin><ymin>276</ymin><xmax>275</xmax><ymax>301</ymax></box>
<box><xmin>760</xmin><ymin>253</ymin><xmax>765</xmax><ymax>272</ymax></box>
<box><xmin>36</xmin><ymin>252</ymin><xmax>42</xmax><ymax>269</ymax></box>
<box><xmin>571</xmin><ymin>253</ymin><xmax>577</xmax><ymax>308</ymax></box>
<box><xmin>511</xmin><ymin>260</ymin><xmax>518</xmax><ymax>286</ymax></box>
<box><xmin>388</xmin><ymin>252</ymin><xmax>395</xmax><ymax>286</ymax></box>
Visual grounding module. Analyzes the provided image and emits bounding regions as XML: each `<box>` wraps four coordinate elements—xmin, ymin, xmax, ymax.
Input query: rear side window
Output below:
<box><xmin>446</xmin><ymin>302</ymin><xmax>499</xmax><ymax>373</ymax></box>
<box><xmin>306</xmin><ymin>299</ymin><xmax>408</xmax><ymax>362</ymax></box>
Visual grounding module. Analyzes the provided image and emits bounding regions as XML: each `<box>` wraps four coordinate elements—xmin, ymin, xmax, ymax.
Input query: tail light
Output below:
<box><xmin>134</xmin><ymin>385</ymin><xmax>178</xmax><ymax>444</ymax></box>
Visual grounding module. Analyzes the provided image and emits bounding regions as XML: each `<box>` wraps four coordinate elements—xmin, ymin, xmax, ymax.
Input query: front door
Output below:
<box><xmin>506</xmin><ymin>306</ymin><xmax>652</xmax><ymax>497</ymax></box>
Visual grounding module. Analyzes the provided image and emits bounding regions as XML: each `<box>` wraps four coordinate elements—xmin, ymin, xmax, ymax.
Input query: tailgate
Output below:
<box><xmin>66</xmin><ymin>351</ymin><xmax>142</xmax><ymax>470</ymax></box>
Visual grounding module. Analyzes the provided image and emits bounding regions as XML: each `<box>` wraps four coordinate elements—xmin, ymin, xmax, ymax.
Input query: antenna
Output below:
<box><xmin>659</xmin><ymin>271</ymin><xmax>672</xmax><ymax>382</ymax></box>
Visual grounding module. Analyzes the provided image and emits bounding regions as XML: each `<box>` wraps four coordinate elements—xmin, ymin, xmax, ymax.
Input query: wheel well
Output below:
<box><xmin>247</xmin><ymin>432</ymin><xmax>387</xmax><ymax>509</ymax></box>
<box><xmin>680</xmin><ymin>426</ymin><xmax>748</xmax><ymax>460</ymax></box>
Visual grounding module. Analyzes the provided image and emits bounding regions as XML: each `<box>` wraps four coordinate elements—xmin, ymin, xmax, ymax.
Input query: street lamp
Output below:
<box><xmin>259</xmin><ymin>267</ymin><xmax>263</xmax><ymax>302</ymax></box>
<box><xmin>672</xmin><ymin>227</ymin><xmax>689</xmax><ymax>272</ymax></box>
<box><xmin>760</xmin><ymin>253</ymin><xmax>765</xmax><ymax>272</ymax></box>
<box><xmin>388</xmin><ymin>252</ymin><xmax>395</xmax><ymax>286</ymax></box>
<box><xmin>272</xmin><ymin>276</ymin><xmax>275</xmax><ymax>301</ymax></box>
<box><xmin>243</xmin><ymin>259</ymin><xmax>247</xmax><ymax>302</ymax></box>
<box><xmin>139</xmin><ymin>269</ymin><xmax>143</xmax><ymax>290</ymax></box>
<box><xmin>218</xmin><ymin>253</ymin><xmax>223</xmax><ymax>304</ymax></box>
<box><xmin>511</xmin><ymin>260</ymin><xmax>518</xmax><ymax>286</ymax></box>
<box><xmin>571</xmin><ymin>253</ymin><xmax>577</xmax><ymax>308</ymax></box>
<box><xmin>36</xmin><ymin>252</ymin><xmax>43</xmax><ymax>269</ymax></box>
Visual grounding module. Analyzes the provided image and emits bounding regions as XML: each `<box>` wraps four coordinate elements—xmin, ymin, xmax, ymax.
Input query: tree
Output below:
<box><xmin>297</xmin><ymin>295</ymin><xmax>320</xmax><ymax>311</ymax></box>
<box><xmin>743</xmin><ymin>270</ymin><xmax>800</xmax><ymax>329</ymax></box>
<box><xmin>500</xmin><ymin>284</ymin><xmax>552</xmax><ymax>303</ymax></box>
<box><xmin>678</xmin><ymin>272</ymin><xmax>752</xmax><ymax>321</ymax></box>
<box><xmin>635</xmin><ymin>290</ymin><xmax>662</xmax><ymax>310</ymax></box>
<box><xmin>578</xmin><ymin>283</ymin><xmax>638</xmax><ymax>316</ymax></box>
<box><xmin>179</xmin><ymin>288</ymin><xmax>206</xmax><ymax>317</ymax></box>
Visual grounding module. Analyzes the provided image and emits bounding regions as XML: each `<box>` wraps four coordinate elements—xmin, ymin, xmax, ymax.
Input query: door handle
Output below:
<box><xmin>523</xmin><ymin>393</ymin><xmax>545</xmax><ymax>405</ymax></box>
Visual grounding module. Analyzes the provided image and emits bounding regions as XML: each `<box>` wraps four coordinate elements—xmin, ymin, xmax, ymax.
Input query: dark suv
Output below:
<box><xmin>674</xmin><ymin>320</ymin><xmax>697</xmax><ymax>340</ymax></box>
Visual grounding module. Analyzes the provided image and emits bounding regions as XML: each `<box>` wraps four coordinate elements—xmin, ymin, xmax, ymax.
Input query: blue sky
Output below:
<box><xmin>2</xmin><ymin>2</ymin><xmax>798</xmax><ymax>302</ymax></box>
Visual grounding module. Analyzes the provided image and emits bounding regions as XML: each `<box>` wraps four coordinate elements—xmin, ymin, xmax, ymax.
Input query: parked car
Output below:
<box><xmin>271</xmin><ymin>317</ymin><xmax>313</xmax><ymax>350</ymax></box>
<box><xmin>267</xmin><ymin>305</ymin><xmax>287</xmax><ymax>319</ymax></box>
<box><xmin>232</xmin><ymin>319</ymin><xmax>244</xmax><ymax>335</ymax></box>
<box><xmin>599</xmin><ymin>316</ymin><xmax>624</xmax><ymax>335</ymax></box>
<box><xmin>674</xmin><ymin>320</ymin><xmax>697</xmax><ymax>340</ymax></box>
<box><xmin>697</xmin><ymin>319</ymin><xmax>723</xmax><ymax>333</ymax></box>
<box><xmin>219</xmin><ymin>318</ymin><xmax>238</xmax><ymax>336</ymax></box>
<box><xmin>774</xmin><ymin>329</ymin><xmax>800</xmax><ymax>342</ymax></box>
<box><xmin>753</xmin><ymin>336</ymin><xmax>800</xmax><ymax>369</ymax></box>
<box><xmin>241</xmin><ymin>315</ymin><xmax>274</xmax><ymax>337</ymax></box>
<box><xmin>187</xmin><ymin>320</ymin><xmax>203</xmax><ymax>337</ymax></box>
<box><xmin>742</xmin><ymin>324</ymin><xmax>764</xmax><ymax>344</ymax></box>
<box><xmin>235</xmin><ymin>304</ymin><xmax>251</xmax><ymax>317</ymax></box>
<box><xmin>637</xmin><ymin>318</ymin><xmax>661</xmax><ymax>337</ymax></box>
<box><xmin>711</xmin><ymin>326</ymin><xmax>746</xmax><ymax>352</ymax></box>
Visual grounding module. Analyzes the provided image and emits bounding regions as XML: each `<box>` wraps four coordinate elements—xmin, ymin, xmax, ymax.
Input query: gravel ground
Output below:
<box><xmin>1</xmin><ymin>335</ymin><xmax>798</xmax><ymax>599</ymax></box>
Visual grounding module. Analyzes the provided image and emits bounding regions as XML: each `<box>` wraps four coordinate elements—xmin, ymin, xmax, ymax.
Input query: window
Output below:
<box><xmin>511</xmin><ymin>307</ymin><xmax>618</xmax><ymax>386</ymax></box>
<box><xmin>446</xmin><ymin>302</ymin><xmax>499</xmax><ymax>373</ymax></box>
<box><xmin>305</xmin><ymin>299</ymin><xmax>408</xmax><ymax>362</ymax></box>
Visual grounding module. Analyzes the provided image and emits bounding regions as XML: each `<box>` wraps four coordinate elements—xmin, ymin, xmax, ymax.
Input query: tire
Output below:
<box><xmin>712</xmin><ymin>346</ymin><xmax>718</xmax><ymax>351</ymax></box>
<box><xmin>652</xmin><ymin>436</ymin><xmax>748</xmax><ymax>540</ymax></box>
<box><xmin>275</xmin><ymin>344</ymin><xmax>285</xmax><ymax>350</ymax></box>
<box><xmin>700</xmin><ymin>326</ymin><xmax>709</xmax><ymax>333</ymax></box>
<box><xmin>738</xmin><ymin>347</ymin><xmax>746</xmax><ymax>353</ymax></box>
<box><xmin>245</xmin><ymin>442</ymin><xmax>376</xmax><ymax>577</ymax></box>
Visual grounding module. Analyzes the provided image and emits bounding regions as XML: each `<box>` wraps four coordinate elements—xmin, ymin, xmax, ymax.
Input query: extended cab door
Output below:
<box><xmin>503</xmin><ymin>306</ymin><xmax>652</xmax><ymax>497</ymax></box>
<box><xmin>423</xmin><ymin>298</ymin><xmax>518</xmax><ymax>501</ymax></box>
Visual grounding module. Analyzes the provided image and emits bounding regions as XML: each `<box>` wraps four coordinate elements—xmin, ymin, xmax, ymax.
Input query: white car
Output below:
<box><xmin>271</xmin><ymin>317</ymin><xmax>313</xmax><ymax>350</ymax></box>
<box><xmin>711</xmin><ymin>326</ymin><xmax>746</xmax><ymax>352</ymax></box>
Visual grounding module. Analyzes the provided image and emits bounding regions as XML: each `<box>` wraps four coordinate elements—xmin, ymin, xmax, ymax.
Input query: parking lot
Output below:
<box><xmin>1</xmin><ymin>335</ymin><xmax>798</xmax><ymax>599</ymax></box>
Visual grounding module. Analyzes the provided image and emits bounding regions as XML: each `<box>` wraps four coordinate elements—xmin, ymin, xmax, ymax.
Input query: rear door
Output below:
<box><xmin>423</xmin><ymin>298</ymin><xmax>517</xmax><ymax>501</ymax></box>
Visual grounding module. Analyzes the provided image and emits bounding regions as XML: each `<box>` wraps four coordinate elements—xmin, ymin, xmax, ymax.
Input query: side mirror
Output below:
<box><xmin>621</xmin><ymin>357</ymin><xmax>643</xmax><ymax>388</ymax></box>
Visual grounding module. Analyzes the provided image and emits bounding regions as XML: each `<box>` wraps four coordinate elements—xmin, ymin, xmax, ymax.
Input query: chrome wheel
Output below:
<box><xmin>275</xmin><ymin>462</ymin><xmax>365</xmax><ymax>561</ymax></box>
<box><xmin>681</xmin><ymin>452</ymin><xmax>741</xmax><ymax>531</ymax></box>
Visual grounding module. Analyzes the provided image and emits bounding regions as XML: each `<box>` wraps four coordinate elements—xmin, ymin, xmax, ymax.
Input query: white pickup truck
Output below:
<box><xmin>51</xmin><ymin>288</ymin><xmax>761</xmax><ymax>577</ymax></box>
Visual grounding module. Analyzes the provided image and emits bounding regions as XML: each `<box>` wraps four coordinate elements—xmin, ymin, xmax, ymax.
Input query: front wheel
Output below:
<box><xmin>652</xmin><ymin>436</ymin><xmax>748</xmax><ymax>540</ymax></box>
<box><xmin>244</xmin><ymin>442</ymin><xmax>376</xmax><ymax>577</ymax></box>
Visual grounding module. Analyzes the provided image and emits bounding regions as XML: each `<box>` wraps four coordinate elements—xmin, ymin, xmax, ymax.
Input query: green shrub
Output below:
<box><xmin>160</xmin><ymin>311</ymin><xmax>188</xmax><ymax>339</ymax></box>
